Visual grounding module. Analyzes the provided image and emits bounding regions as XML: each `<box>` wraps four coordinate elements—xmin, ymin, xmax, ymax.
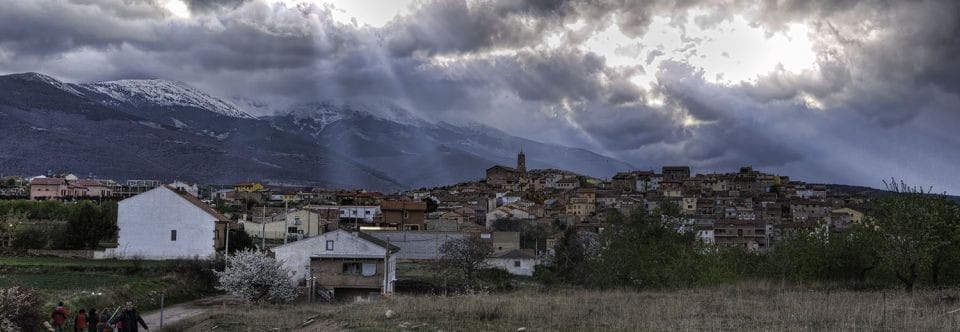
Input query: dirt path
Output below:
<box><xmin>140</xmin><ymin>295</ymin><xmax>242</xmax><ymax>329</ymax></box>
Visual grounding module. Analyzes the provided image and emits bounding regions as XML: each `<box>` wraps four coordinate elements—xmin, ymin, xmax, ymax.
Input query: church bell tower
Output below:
<box><xmin>517</xmin><ymin>150</ymin><xmax>526</xmax><ymax>174</ymax></box>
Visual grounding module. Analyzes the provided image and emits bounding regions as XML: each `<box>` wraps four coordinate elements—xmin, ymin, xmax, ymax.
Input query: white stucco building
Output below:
<box><xmin>486</xmin><ymin>249</ymin><xmax>538</xmax><ymax>276</ymax></box>
<box><xmin>272</xmin><ymin>229</ymin><xmax>400</xmax><ymax>298</ymax></box>
<box><xmin>168</xmin><ymin>181</ymin><xmax>199</xmax><ymax>197</ymax></box>
<box><xmin>107</xmin><ymin>186</ymin><xmax>230</xmax><ymax>260</ymax></box>
<box><xmin>339</xmin><ymin>206</ymin><xmax>381</xmax><ymax>224</ymax></box>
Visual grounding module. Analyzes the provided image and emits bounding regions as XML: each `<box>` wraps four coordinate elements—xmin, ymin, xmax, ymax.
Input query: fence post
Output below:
<box><xmin>160</xmin><ymin>293</ymin><xmax>164</xmax><ymax>329</ymax></box>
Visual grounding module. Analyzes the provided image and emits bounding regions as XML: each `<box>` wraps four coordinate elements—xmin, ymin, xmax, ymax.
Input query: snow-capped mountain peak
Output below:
<box><xmin>282</xmin><ymin>101</ymin><xmax>427</xmax><ymax>128</ymax></box>
<box><xmin>14</xmin><ymin>72</ymin><xmax>85</xmax><ymax>96</ymax></box>
<box><xmin>80</xmin><ymin>79</ymin><xmax>255</xmax><ymax>119</ymax></box>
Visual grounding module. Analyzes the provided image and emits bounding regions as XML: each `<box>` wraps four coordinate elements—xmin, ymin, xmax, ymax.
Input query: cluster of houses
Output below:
<box><xmin>478</xmin><ymin>156</ymin><xmax>867</xmax><ymax>251</ymax></box>
<box><xmin>0</xmin><ymin>172</ymin><xmax>197</xmax><ymax>201</ymax></box>
<box><xmin>4</xmin><ymin>153</ymin><xmax>871</xmax><ymax>300</ymax></box>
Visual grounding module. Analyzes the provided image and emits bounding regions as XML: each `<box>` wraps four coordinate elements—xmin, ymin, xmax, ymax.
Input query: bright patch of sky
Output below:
<box><xmin>277</xmin><ymin>0</ymin><xmax>414</xmax><ymax>27</ymax></box>
<box><xmin>580</xmin><ymin>11</ymin><xmax>817</xmax><ymax>89</ymax></box>
<box><xmin>161</xmin><ymin>0</ymin><xmax>190</xmax><ymax>18</ymax></box>
<box><xmin>162</xmin><ymin>0</ymin><xmax>414</xmax><ymax>26</ymax></box>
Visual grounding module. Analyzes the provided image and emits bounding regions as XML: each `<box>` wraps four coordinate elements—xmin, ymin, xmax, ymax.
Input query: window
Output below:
<box><xmin>514</xmin><ymin>261</ymin><xmax>521</xmax><ymax>267</ymax></box>
<box><xmin>362</xmin><ymin>263</ymin><xmax>377</xmax><ymax>276</ymax></box>
<box><xmin>365</xmin><ymin>210</ymin><xmax>371</xmax><ymax>215</ymax></box>
<box><xmin>403</xmin><ymin>211</ymin><xmax>409</xmax><ymax>219</ymax></box>
<box><xmin>343</xmin><ymin>262</ymin><xmax>362</xmax><ymax>275</ymax></box>
<box><xmin>326</xmin><ymin>240</ymin><xmax>334</xmax><ymax>251</ymax></box>
<box><xmin>170</xmin><ymin>230</ymin><xmax>177</xmax><ymax>241</ymax></box>
<box><xmin>342</xmin><ymin>262</ymin><xmax>377</xmax><ymax>276</ymax></box>
<box><xmin>287</xmin><ymin>227</ymin><xmax>298</xmax><ymax>233</ymax></box>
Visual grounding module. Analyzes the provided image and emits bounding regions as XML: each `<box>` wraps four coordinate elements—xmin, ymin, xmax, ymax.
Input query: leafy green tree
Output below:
<box><xmin>592</xmin><ymin>209</ymin><xmax>701</xmax><ymax>288</ymax></box>
<box><xmin>64</xmin><ymin>201</ymin><xmax>118</xmax><ymax>249</ymax></box>
<box><xmin>870</xmin><ymin>180</ymin><xmax>960</xmax><ymax>291</ymax></box>
<box><xmin>424</xmin><ymin>197</ymin><xmax>439</xmax><ymax>213</ymax></box>
<box><xmin>551</xmin><ymin>227</ymin><xmax>600</xmax><ymax>284</ymax></box>
<box><xmin>227</xmin><ymin>228</ymin><xmax>255</xmax><ymax>253</ymax></box>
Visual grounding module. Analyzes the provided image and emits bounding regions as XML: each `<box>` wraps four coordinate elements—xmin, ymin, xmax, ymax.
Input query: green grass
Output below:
<box><xmin>0</xmin><ymin>255</ymin><xmax>222</xmax><ymax>324</ymax></box>
<box><xmin>0</xmin><ymin>256</ymin><xmax>166</xmax><ymax>269</ymax></box>
<box><xmin>396</xmin><ymin>260</ymin><xmax>440</xmax><ymax>280</ymax></box>
<box><xmin>0</xmin><ymin>272</ymin><xmax>144</xmax><ymax>291</ymax></box>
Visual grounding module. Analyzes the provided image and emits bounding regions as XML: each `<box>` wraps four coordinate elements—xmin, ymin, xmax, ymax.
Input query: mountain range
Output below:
<box><xmin>0</xmin><ymin>72</ymin><xmax>634</xmax><ymax>191</ymax></box>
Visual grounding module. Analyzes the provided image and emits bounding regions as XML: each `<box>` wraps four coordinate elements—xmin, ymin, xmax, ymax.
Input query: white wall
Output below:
<box><xmin>487</xmin><ymin>257</ymin><xmax>537</xmax><ymax>276</ymax></box>
<box><xmin>114</xmin><ymin>186</ymin><xmax>217</xmax><ymax>260</ymax></box>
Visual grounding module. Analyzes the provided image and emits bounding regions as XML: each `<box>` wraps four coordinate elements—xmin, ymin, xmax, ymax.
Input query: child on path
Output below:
<box><xmin>50</xmin><ymin>302</ymin><xmax>69</xmax><ymax>332</ymax></box>
<box><xmin>73</xmin><ymin>309</ymin><xmax>88</xmax><ymax>332</ymax></box>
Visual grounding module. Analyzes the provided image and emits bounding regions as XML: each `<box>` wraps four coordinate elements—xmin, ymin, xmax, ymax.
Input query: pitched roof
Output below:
<box><xmin>31</xmin><ymin>178</ymin><xmax>66</xmax><ymax>185</ymax></box>
<box><xmin>380</xmin><ymin>200</ymin><xmax>427</xmax><ymax>211</ymax></box>
<box><xmin>72</xmin><ymin>179</ymin><xmax>104</xmax><ymax>187</ymax></box>
<box><xmin>486</xmin><ymin>165</ymin><xmax>518</xmax><ymax>172</ymax></box>
<box><xmin>164</xmin><ymin>185</ymin><xmax>229</xmax><ymax>221</ymax></box>
<box><xmin>356</xmin><ymin>231</ymin><xmax>401</xmax><ymax>253</ymax></box>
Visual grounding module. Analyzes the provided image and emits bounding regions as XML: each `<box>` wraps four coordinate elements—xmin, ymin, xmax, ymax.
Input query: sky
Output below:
<box><xmin>1</xmin><ymin>0</ymin><xmax>959</xmax><ymax>193</ymax></box>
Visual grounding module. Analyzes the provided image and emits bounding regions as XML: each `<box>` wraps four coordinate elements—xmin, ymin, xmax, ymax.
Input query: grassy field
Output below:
<box><xmin>0</xmin><ymin>256</ymin><xmax>219</xmax><ymax>321</ymax></box>
<box><xmin>172</xmin><ymin>283</ymin><xmax>960</xmax><ymax>331</ymax></box>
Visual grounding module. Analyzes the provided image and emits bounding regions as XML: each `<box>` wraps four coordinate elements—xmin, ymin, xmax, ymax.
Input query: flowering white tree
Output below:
<box><xmin>215</xmin><ymin>249</ymin><xmax>300</xmax><ymax>304</ymax></box>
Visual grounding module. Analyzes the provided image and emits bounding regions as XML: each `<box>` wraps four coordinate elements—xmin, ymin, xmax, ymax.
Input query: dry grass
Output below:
<box><xmin>193</xmin><ymin>283</ymin><xmax>960</xmax><ymax>331</ymax></box>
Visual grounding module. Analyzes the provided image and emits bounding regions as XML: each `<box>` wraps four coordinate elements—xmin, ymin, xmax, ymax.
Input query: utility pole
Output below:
<box><xmin>284</xmin><ymin>200</ymin><xmax>289</xmax><ymax>244</ymax></box>
<box><xmin>224</xmin><ymin>225</ymin><xmax>230</xmax><ymax>260</ymax></box>
<box><xmin>261</xmin><ymin>205</ymin><xmax>266</xmax><ymax>249</ymax></box>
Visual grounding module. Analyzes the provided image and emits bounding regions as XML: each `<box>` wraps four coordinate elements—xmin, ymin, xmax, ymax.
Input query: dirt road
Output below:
<box><xmin>140</xmin><ymin>295</ymin><xmax>242</xmax><ymax>329</ymax></box>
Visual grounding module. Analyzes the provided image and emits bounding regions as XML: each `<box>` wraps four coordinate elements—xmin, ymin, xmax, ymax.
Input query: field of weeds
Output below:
<box><xmin>178</xmin><ymin>282</ymin><xmax>960</xmax><ymax>331</ymax></box>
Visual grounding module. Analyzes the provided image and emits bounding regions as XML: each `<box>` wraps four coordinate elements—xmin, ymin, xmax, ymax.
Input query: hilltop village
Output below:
<box><xmin>3</xmin><ymin>151</ymin><xmax>867</xmax><ymax>256</ymax></box>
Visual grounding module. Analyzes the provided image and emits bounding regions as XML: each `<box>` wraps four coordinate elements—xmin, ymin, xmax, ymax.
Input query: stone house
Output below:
<box><xmin>272</xmin><ymin>229</ymin><xmax>400</xmax><ymax>299</ymax></box>
<box><xmin>380</xmin><ymin>200</ymin><xmax>427</xmax><ymax>231</ymax></box>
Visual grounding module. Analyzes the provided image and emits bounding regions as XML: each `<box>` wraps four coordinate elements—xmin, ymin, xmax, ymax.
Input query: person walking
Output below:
<box><xmin>87</xmin><ymin>308</ymin><xmax>99</xmax><ymax>332</ymax></box>
<box><xmin>108</xmin><ymin>301</ymin><xmax>148</xmax><ymax>332</ymax></box>
<box><xmin>97</xmin><ymin>310</ymin><xmax>111</xmax><ymax>332</ymax></box>
<box><xmin>73</xmin><ymin>309</ymin><xmax>88</xmax><ymax>332</ymax></box>
<box><xmin>50</xmin><ymin>302</ymin><xmax>69</xmax><ymax>332</ymax></box>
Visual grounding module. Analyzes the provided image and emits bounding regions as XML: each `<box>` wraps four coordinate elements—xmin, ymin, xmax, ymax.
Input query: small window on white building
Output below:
<box><xmin>326</xmin><ymin>240</ymin><xmax>334</xmax><ymax>251</ymax></box>
<box><xmin>171</xmin><ymin>230</ymin><xmax>177</xmax><ymax>241</ymax></box>
<box><xmin>514</xmin><ymin>260</ymin><xmax>521</xmax><ymax>267</ymax></box>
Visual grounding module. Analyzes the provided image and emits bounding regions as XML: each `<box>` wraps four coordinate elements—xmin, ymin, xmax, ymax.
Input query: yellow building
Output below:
<box><xmin>235</xmin><ymin>182</ymin><xmax>264</xmax><ymax>193</ymax></box>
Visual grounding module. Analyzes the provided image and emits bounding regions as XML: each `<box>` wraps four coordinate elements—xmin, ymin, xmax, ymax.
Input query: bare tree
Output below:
<box><xmin>439</xmin><ymin>237</ymin><xmax>494</xmax><ymax>285</ymax></box>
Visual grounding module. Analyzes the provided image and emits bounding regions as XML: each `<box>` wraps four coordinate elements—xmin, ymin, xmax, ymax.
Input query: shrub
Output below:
<box><xmin>0</xmin><ymin>285</ymin><xmax>42</xmax><ymax>331</ymax></box>
<box><xmin>533</xmin><ymin>265</ymin><xmax>556</xmax><ymax>285</ymax></box>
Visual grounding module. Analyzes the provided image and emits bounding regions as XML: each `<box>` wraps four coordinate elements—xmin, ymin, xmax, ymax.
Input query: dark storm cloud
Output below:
<box><xmin>185</xmin><ymin>0</ymin><xmax>252</xmax><ymax>13</ymax></box>
<box><xmin>1</xmin><ymin>0</ymin><xmax>959</xmax><ymax>192</ymax></box>
<box><xmin>0</xmin><ymin>1</ymin><xmax>159</xmax><ymax>57</ymax></box>
<box><xmin>384</xmin><ymin>0</ymin><xmax>566</xmax><ymax>57</ymax></box>
<box><xmin>738</xmin><ymin>0</ymin><xmax>960</xmax><ymax>126</ymax></box>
